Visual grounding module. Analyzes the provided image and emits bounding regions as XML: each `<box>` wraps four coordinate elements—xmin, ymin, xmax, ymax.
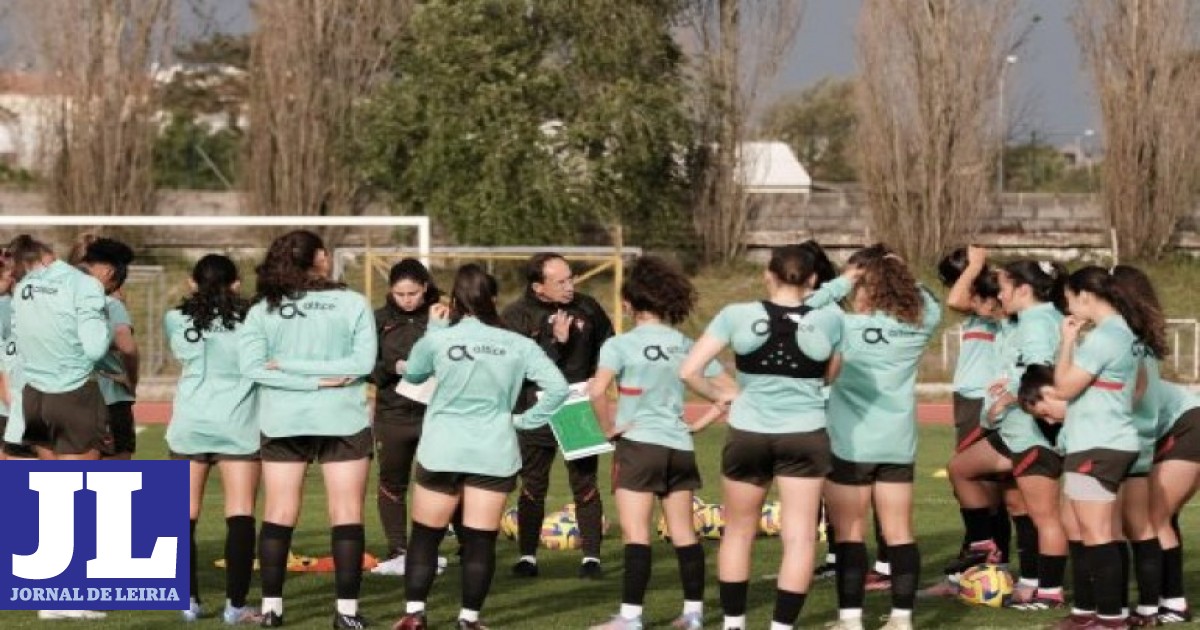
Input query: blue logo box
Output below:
<box><xmin>0</xmin><ymin>460</ymin><xmax>189</xmax><ymax>611</ymax></box>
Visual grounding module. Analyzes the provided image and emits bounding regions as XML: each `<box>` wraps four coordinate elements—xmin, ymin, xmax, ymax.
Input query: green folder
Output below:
<box><xmin>548</xmin><ymin>386</ymin><xmax>614</xmax><ymax>461</ymax></box>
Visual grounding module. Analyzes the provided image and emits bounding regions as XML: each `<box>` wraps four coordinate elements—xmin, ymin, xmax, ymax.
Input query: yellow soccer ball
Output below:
<box><xmin>958</xmin><ymin>564</ymin><xmax>1014</xmax><ymax>608</ymax></box>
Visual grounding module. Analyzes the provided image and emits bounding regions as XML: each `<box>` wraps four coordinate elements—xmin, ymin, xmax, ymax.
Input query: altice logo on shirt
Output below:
<box><xmin>0</xmin><ymin>461</ymin><xmax>189</xmax><ymax>611</ymax></box>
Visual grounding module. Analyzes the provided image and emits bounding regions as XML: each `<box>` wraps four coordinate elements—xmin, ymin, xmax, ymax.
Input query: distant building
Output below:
<box><xmin>737</xmin><ymin>141</ymin><xmax>812</xmax><ymax>193</ymax></box>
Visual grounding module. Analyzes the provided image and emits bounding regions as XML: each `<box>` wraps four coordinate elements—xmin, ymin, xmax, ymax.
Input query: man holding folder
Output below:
<box><xmin>502</xmin><ymin>252</ymin><xmax>614</xmax><ymax>580</ymax></box>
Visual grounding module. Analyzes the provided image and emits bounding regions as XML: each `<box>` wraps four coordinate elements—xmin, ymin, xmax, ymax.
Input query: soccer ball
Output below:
<box><xmin>958</xmin><ymin>564</ymin><xmax>1013</xmax><ymax>608</ymax></box>
<box><xmin>557</xmin><ymin>503</ymin><xmax>609</xmax><ymax>535</ymax></box>
<box><xmin>759</xmin><ymin>500</ymin><xmax>783</xmax><ymax>536</ymax></box>
<box><xmin>500</xmin><ymin>507</ymin><xmax>520</xmax><ymax>540</ymax></box>
<box><xmin>540</xmin><ymin>513</ymin><xmax>581</xmax><ymax>550</ymax></box>
<box><xmin>696</xmin><ymin>503</ymin><xmax>725</xmax><ymax>540</ymax></box>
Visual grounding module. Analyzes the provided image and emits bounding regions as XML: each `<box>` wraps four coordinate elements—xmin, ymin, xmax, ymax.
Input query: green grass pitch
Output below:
<box><xmin>1</xmin><ymin>423</ymin><xmax>1196</xmax><ymax>629</ymax></box>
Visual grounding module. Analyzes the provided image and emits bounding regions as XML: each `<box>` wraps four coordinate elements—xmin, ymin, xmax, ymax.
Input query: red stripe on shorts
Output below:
<box><xmin>1012</xmin><ymin>448</ymin><xmax>1041</xmax><ymax>477</ymax></box>
<box><xmin>956</xmin><ymin>427</ymin><xmax>984</xmax><ymax>453</ymax></box>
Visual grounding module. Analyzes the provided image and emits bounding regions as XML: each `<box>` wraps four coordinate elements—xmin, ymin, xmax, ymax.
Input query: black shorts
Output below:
<box><xmin>721</xmin><ymin>427</ymin><xmax>831</xmax><ymax>486</ymax></box>
<box><xmin>22</xmin><ymin>381</ymin><xmax>109</xmax><ymax>455</ymax></box>
<box><xmin>170</xmin><ymin>451</ymin><xmax>261</xmax><ymax>465</ymax></box>
<box><xmin>101</xmin><ymin>401</ymin><xmax>136</xmax><ymax>456</ymax></box>
<box><xmin>953</xmin><ymin>393</ymin><xmax>986</xmax><ymax>447</ymax></box>
<box><xmin>612</xmin><ymin>439</ymin><xmax>701</xmax><ymax>496</ymax></box>
<box><xmin>828</xmin><ymin>455</ymin><xmax>915</xmax><ymax>485</ymax></box>
<box><xmin>260</xmin><ymin>428</ymin><xmax>373</xmax><ymax>463</ymax></box>
<box><xmin>1064</xmin><ymin>449</ymin><xmax>1137</xmax><ymax>493</ymax></box>
<box><xmin>414</xmin><ymin>463</ymin><xmax>516</xmax><ymax>495</ymax></box>
<box><xmin>0</xmin><ymin>416</ymin><xmax>36</xmax><ymax>459</ymax></box>
<box><xmin>987</xmin><ymin>431</ymin><xmax>1063</xmax><ymax>479</ymax></box>
<box><xmin>1155</xmin><ymin>407</ymin><xmax>1200</xmax><ymax>464</ymax></box>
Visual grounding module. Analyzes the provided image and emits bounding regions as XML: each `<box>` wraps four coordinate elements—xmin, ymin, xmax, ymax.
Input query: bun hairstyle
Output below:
<box><xmin>621</xmin><ymin>256</ymin><xmax>697</xmax><ymax>325</ymax></box>
<box><xmin>387</xmin><ymin>258</ymin><xmax>441</xmax><ymax>308</ymax></box>
<box><xmin>253</xmin><ymin>230</ymin><xmax>344</xmax><ymax>310</ymax></box>
<box><xmin>179</xmin><ymin>254</ymin><xmax>249</xmax><ymax>333</ymax></box>
<box><xmin>852</xmin><ymin>243</ymin><xmax>924</xmax><ymax>325</ymax></box>
<box><xmin>937</xmin><ymin>247</ymin><xmax>1000</xmax><ymax>300</ymax></box>
<box><xmin>1070</xmin><ymin>265</ymin><xmax>1168</xmax><ymax>359</ymax></box>
<box><xmin>1002</xmin><ymin>259</ymin><xmax>1068</xmax><ymax>313</ymax></box>
<box><xmin>767</xmin><ymin>244</ymin><xmax>817</xmax><ymax>288</ymax></box>
<box><xmin>81</xmin><ymin>237</ymin><xmax>135</xmax><ymax>291</ymax></box>
<box><xmin>449</xmin><ymin>263</ymin><xmax>504</xmax><ymax>328</ymax></box>
<box><xmin>798</xmin><ymin>240</ymin><xmax>837</xmax><ymax>289</ymax></box>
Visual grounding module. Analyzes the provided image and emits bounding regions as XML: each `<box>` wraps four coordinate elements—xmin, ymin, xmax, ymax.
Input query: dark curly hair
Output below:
<box><xmin>621</xmin><ymin>256</ymin><xmax>696</xmax><ymax>325</ymax></box>
<box><xmin>80</xmin><ymin>237</ymin><xmax>135</xmax><ymax>291</ymax></box>
<box><xmin>253</xmin><ymin>230</ymin><xmax>344</xmax><ymax>310</ymax></box>
<box><xmin>852</xmin><ymin>243</ymin><xmax>923</xmax><ymax>325</ymax></box>
<box><xmin>178</xmin><ymin>254</ymin><xmax>249</xmax><ymax>333</ymax></box>
<box><xmin>1070</xmin><ymin>265</ymin><xmax>1168</xmax><ymax>359</ymax></box>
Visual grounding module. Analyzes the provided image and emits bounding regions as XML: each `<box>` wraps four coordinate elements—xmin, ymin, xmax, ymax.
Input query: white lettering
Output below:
<box><xmin>12</xmin><ymin>472</ymin><xmax>82</xmax><ymax>580</ymax></box>
<box><xmin>86</xmin><ymin>472</ymin><xmax>178</xmax><ymax>579</ymax></box>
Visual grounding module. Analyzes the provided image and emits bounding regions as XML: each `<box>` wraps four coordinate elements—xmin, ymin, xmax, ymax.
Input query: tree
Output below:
<box><xmin>1074</xmin><ymin>0</ymin><xmax>1200</xmax><ymax>260</ymax></box>
<box><xmin>15</xmin><ymin>0</ymin><xmax>173</xmax><ymax>216</ymax></box>
<box><xmin>762</xmin><ymin>77</ymin><xmax>857</xmax><ymax>182</ymax></box>
<box><xmin>854</xmin><ymin>0</ymin><xmax>1021</xmax><ymax>265</ymax></box>
<box><xmin>355</xmin><ymin>0</ymin><xmax>694</xmax><ymax>248</ymax></box>
<box><xmin>246</xmin><ymin>0</ymin><xmax>409</xmax><ymax>221</ymax></box>
<box><xmin>684</xmin><ymin>0</ymin><xmax>804</xmax><ymax>263</ymax></box>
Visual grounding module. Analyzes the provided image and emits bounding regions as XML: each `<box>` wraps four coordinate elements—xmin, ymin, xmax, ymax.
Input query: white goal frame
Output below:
<box><xmin>0</xmin><ymin>215</ymin><xmax>432</xmax><ymax>270</ymax></box>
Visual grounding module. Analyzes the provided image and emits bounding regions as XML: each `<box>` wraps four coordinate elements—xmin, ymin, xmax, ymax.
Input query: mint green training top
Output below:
<box><xmin>826</xmin><ymin>285</ymin><xmax>942</xmax><ymax>464</ymax></box>
<box><xmin>96</xmin><ymin>296</ymin><xmax>136</xmax><ymax>405</ymax></box>
<box><xmin>1155</xmin><ymin>379</ymin><xmax>1200</xmax><ymax>439</ymax></box>
<box><xmin>405</xmin><ymin>317</ymin><xmax>569</xmax><ymax>478</ymax></box>
<box><xmin>1062</xmin><ymin>314</ymin><xmax>1139</xmax><ymax>455</ymax></box>
<box><xmin>1130</xmin><ymin>353</ymin><xmax>1163</xmax><ymax>474</ymax></box>
<box><xmin>597</xmin><ymin>323</ymin><xmax>721</xmax><ymax>452</ymax></box>
<box><xmin>703</xmin><ymin>298</ymin><xmax>843</xmax><ymax>434</ymax></box>
<box><xmin>164</xmin><ymin>309</ymin><xmax>259</xmax><ymax>456</ymax></box>
<box><xmin>955</xmin><ymin>316</ymin><xmax>1002</xmax><ymax>400</ymax></box>
<box><xmin>239</xmin><ymin>289</ymin><xmax>377</xmax><ymax>438</ymax></box>
<box><xmin>995</xmin><ymin>303</ymin><xmax>1062</xmax><ymax>453</ymax></box>
<box><xmin>12</xmin><ymin>260</ymin><xmax>110</xmax><ymax>393</ymax></box>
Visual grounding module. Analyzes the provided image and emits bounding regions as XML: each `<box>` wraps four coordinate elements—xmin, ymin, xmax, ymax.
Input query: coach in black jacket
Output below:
<box><xmin>503</xmin><ymin>252</ymin><xmax>614</xmax><ymax>579</ymax></box>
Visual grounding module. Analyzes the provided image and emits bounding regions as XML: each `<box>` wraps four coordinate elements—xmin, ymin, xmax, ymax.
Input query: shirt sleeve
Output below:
<box><xmin>75</xmin><ymin>276</ymin><xmax>111</xmax><ymax>362</ymax></box>
<box><xmin>919</xmin><ymin>285</ymin><xmax>943</xmax><ymax>333</ymax></box>
<box><xmin>794</xmin><ymin>307</ymin><xmax>842</xmax><ymax>361</ymax></box>
<box><xmin>164</xmin><ymin>310</ymin><xmax>203</xmax><ymax>365</ymax></box>
<box><xmin>237</xmin><ymin>306</ymin><xmax>319</xmax><ymax>391</ymax></box>
<box><xmin>703</xmin><ymin>306</ymin><xmax>736</xmax><ymax>343</ymax></box>
<box><xmin>805</xmin><ymin>276</ymin><xmax>852</xmax><ymax>309</ymax></box>
<box><xmin>274</xmin><ymin>296</ymin><xmax>378</xmax><ymax>377</ymax></box>
<box><xmin>1073</xmin><ymin>329</ymin><xmax>1113</xmax><ymax>377</ymax></box>
<box><xmin>513</xmin><ymin>340</ymin><xmax>570</xmax><ymax>430</ymax></box>
<box><xmin>402</xmin><ymin>334</ymin><xmax>436</xmax><ymax>385</ymax></box>
<box><xmin>597</xmin><ymin>338</ymin><xmax>622</xmax><ymax>374</ymax></box>
<box><xmin>108</xmin><ymin>299</ymin><xmax>133</xmax><ymax>330</ymax></box>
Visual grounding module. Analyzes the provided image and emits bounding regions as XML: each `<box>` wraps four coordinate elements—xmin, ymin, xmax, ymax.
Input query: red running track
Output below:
<box><xmin>133</xmin><ymin>401</ymin><xmax>955</xmax><ymax>426</ymax></box>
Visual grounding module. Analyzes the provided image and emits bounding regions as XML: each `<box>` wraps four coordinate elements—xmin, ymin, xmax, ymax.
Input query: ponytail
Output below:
<box><xmin>179</xmin><ymin>254</ymin><xmax>249</xmax><ymax>333</ymax></box>
<box><xmin>1074</xmin><ymin>265</ymin><xmax>1168</xmax><ymax>359</ymax></box>
<box><xmin>1003</xmin><ymin>259</ymin><xmax>1068</xmax><ymax>313</ymax></box>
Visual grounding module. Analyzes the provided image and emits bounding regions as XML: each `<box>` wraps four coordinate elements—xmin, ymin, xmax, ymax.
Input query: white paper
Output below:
<box><xmin>395</xmin><ymin>377</ymin><xmax>437</xmax><ymax>405</ymax></box>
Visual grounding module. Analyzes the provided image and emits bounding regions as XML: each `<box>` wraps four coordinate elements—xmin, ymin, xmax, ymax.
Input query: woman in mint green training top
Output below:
<box><xmin>165</xmin><ymin>254</ymin><xmax>261</xmax><ymax>625</ymax></box>
<box><xmin>239</xmin><ymin>230</ymin><xmax>377</xmax><ymax>630</ymax></box>
<box><xmin>1048</xmin><ymin>266</ymin><xmax>1164</xmax><ymax>627</ymax></box>
<box><xmin>823</xmin><ymin>245</ymin><xmax>940</xmax><ymax>630</ymax></box>
<box><xmin>586</xmin><ymin>256</ymin><xmax>730</xmax><ymax>630</ymax></box>
<box><xmin>392</xmin><ymin>264</ymin><xmax>568</xmax><ymax>630</ymax></box>
<box><xmin>681</xmin><ymin>244</ymin><xmax>843</xmax><ymax>630</ymax></box>
<box><xmin>947</xmin><ymin>259</ymin><xmax>1070</xmax><ymax>610</ymax></box>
